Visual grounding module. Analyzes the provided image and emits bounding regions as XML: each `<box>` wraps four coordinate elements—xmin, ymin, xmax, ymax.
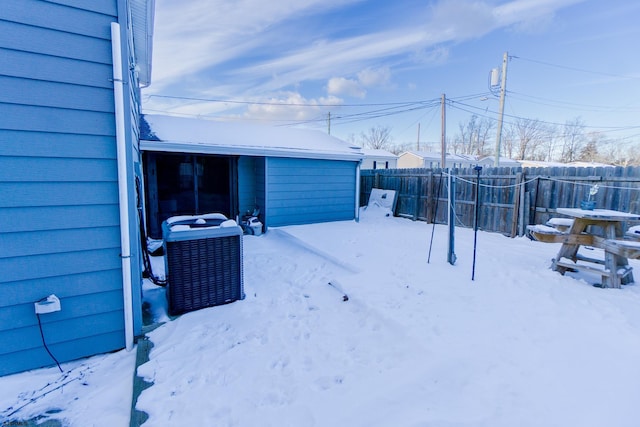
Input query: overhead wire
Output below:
<box><xmin>507</xmin><ymin>90</ymin><xmax>640</xmax><ymax>114</ymax></box>
<box><xmin>510</xmin><ymin>56</ymin><xmax>640</xmax><ymax>81</ymax></box>
<box><xmin>447</xmin><ymin>98</ymin><xmax>640</xmax><ymax>133</ymax></box>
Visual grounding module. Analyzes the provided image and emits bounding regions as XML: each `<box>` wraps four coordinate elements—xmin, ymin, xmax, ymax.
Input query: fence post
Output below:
<box><xmin>511</xmin><ymin>172</ymin><xmax>523</xmax><ymax>237</ymax></box>
<box><xmin>426</xmin><ymin>172</ymin><xmax>433</xmax><ymax>223</ymax></box>
<box><xmin>413</xmin><ymin>175</ymin><xmax>422</xmax><ymax>221</ymax></box>
<box><xmin>448</xmin><ymin>170</ymin><xmax>456</xmax><ymax>265</ymax></box>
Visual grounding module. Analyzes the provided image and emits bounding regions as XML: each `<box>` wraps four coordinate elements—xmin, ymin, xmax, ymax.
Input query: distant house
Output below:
<box><xmin>0</xmin><ymin>0</ymin><xmax>154</xmax><ymax>376</ymax></box>
<box><xmin>397</xmin><ymin>151</ymin><xmax>479</xmax><ymax>169</ymax></box>
<box><xmin>476</xmin><ymin>156</ymin><xmax>521</xmax><ymax>168</ymax></box>
<box><xmin>361</xmin><ymin>149</ymin><xmax>398</xmax><ymax>170</ymax></box>
<box><xmin>140</xmin><ymin>115</ymin><xmax>364</xmax><ymax>238</ymax></box>
<box><xmin>518</xmin><ymin>160</ymin><xmax>566</xmax><ymax>168</ymax></box>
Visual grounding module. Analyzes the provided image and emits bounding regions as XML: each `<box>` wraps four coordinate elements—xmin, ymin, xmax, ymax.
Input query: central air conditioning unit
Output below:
<box><xmin>162</xmin><ymin>213</ymin><xmax>244</xmax><ymax>316</ymax></box>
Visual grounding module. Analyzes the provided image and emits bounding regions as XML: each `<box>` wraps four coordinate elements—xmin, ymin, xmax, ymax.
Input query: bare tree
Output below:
<box><xmin>390</xmin><ymin>141</ymin><xmax>414</xmax><ymax>155</ymax></box>
<box><xmin>578</xmin><ymin>132</ymin><xmax>605</xmax><ymax>163</ymax></box>
<box><xmin>359</xmin><ymin>125</ymin><xmax>393</xmax><ymax>150</ymax></box>
<box><xmin>500</xmin><ymin>124</ymin><xmax>516</xmax><ymax>159</ymax></box>
<box><xmin>539</xmin><ymin>124</ymin><xmax>558</xmax><ymax>162</ymax></box>
<box><xmin>513</xmin><ymin>117</ymin><xmax>546</xmax><ymax>160</ymax></box>
<box><xmin>559</xmin><ymin>117</ymin><xmax>586</xmax><ymax>163</ymax></box>
<box><xmin>450</xmin><ymin>134</ymin><xmax>463</xmax><ymax>155</ymax></box>
<box><xmin>455</xmin><ymin>115</ymin><xmax>495</xmax><ymax>156</ymax></box>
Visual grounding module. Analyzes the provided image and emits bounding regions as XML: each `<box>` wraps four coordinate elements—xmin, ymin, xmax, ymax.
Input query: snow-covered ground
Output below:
<box><xmin>3</xmin><ymin>206</ymin><xmax>640</xmax><ymax>426</ymax></box>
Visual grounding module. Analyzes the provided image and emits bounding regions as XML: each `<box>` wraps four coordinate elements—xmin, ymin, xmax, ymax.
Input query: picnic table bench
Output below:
<box><xmin>527</xmin><ymin>208</ymin><xmax>640</xmax><ymax>288</ymax></box>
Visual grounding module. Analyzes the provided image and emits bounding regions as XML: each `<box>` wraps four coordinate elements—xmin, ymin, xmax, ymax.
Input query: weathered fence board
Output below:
<box><xmin>361</xmin><ymin>166</ymin><xmax>640</xmax><ymax>237</ymax></box>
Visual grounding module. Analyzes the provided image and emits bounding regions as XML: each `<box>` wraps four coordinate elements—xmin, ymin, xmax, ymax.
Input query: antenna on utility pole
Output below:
<box><xmin>492</xmin><ymin>52</ymin><xmax>508</xmax><ymax>167</ymax></box>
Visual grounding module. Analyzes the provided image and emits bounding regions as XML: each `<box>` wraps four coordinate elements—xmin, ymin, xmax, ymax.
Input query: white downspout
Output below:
<box><xmin>111</xmin><ymin>22</ymin><xmax>134</xmax><ymax>351</ymax></box>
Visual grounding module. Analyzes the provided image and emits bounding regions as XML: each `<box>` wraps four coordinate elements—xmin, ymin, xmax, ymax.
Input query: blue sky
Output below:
<box><xmin>142</xmin><ymin>0</ymin><xmax>640</xmax><ymax>150</ymax></box>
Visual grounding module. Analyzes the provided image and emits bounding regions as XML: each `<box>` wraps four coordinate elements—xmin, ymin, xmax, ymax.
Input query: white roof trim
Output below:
<box><xmin>130</xmin><ymin>0</ymin><xmax>154</xmax><ymax>87</ymax></box>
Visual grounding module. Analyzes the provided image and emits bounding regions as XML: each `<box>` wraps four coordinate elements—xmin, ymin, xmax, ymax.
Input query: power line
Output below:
<box><xmin>447</xmin><ymin>99</ymin><xmax>640</xmax><ymax>133</ymax></box>
<box><xmin>511</xmin><ymin>55</ymin><xmax>640</xmax><ymax>81</ymax></box>
<box><xmin>507</xmin><ymin>90</ymin><xmax>640</xmax><ymax>113</ymax></box>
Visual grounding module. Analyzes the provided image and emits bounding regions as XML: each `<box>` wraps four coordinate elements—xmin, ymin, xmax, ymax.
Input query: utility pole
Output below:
<box><xmin>327</xmin><ymin>111</ymin><xmax>331</xmax><ymax>135</ymax></box>
<box><xmin>417</xmin><ymin>123</ymin><xmax>421</xmax><ymax>151</ymax></box>
<box><xmin>441</xmin><ymin>93</ymin><xmax>446</xmax><ymax>168</ymax></box>
<box><xmin>494</xmin><ymin>52</ymin><xmax>508</xmax><ymax>167</ymax></box>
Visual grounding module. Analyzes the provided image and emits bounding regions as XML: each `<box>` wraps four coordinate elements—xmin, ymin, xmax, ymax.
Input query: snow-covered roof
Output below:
<box><xmin>140</xmin><ymin>115</ymin><xmax>363</xmax><ymax>161</ymax></box>
<box><xmin>477</xmin><ymin>156</ymin><xmax>521</xmax><ymax>167</ymax></box>
<box><xmin>362</xmin><ymin>148</ymin><xmax>397</xmax><ymax>158</ymax></box>
<box><xmin>519</xmin><ymin>160</ymin><xmax>614</xmax><ymax>168</ymax></box>
<box><xmin>567</xmin><ymin>161</ymin><xmax>614</xmax><ymax>168</ymax></box>
<box><xmin>399</xmin><ymin>151</ymin><xmax>477</xmax><ymax>162</ymax></box>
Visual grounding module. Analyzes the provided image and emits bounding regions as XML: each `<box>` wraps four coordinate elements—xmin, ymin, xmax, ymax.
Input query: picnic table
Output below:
<box><xmin>527</xmin><ymin>208</ymin><xmax>640</xmax><ymax>288</ymax></box>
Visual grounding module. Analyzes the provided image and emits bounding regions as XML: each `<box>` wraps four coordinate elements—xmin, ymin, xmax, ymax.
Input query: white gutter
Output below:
<box><xmin>111</xmin><ymin>22</ymin><xmax>134</xmax><ymax>351</ymax></box>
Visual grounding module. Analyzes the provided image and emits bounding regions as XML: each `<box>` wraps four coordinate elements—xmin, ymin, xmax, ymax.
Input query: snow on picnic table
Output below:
<box><xmin>3</xmin><ymin>206</ymin><xmax>640</xmax><ymax>426</ymax></box>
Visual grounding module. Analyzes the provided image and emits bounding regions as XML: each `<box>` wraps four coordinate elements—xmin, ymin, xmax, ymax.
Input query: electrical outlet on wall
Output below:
<box><xmin>35</xmin><ymin>294</ymin><xmax>61</xmax><ymax>314</ymax></box>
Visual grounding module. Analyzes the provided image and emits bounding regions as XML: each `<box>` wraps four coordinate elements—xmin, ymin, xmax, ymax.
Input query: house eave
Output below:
<box><xmin>130</xmin><ymin>0</ymin><xmax>154</xmax><ymax>86</ymax></box>
<box><xmin>140</xmin><ymin>139</ymin><xmax>364</xmax><ymax>162</ymax></box>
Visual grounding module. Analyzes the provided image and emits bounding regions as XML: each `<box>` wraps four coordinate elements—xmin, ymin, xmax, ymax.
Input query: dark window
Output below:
<box><xmin>144</xmin><ymin>153</ymin><xmax>237</xmax><ymax>238</ymax></box>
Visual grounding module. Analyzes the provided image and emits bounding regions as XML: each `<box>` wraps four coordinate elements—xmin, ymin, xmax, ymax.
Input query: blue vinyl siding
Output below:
<box><xmin>0</xmin><ymin>0</ymin><xmax>142</xmax><ymax>375</ymax></box>
<box><xmin>1</xmin><ymin>331</ymin><xmax>123</xmax><ymax>377</ymax></box>
<box><xmin>0</xmin><ymin>157</ymin><xmax>117</xmax><ymax>182</ymax></box>
<box><xmin>0</xmin><ymin>20</ymin><xmax>113</xmax><ymax>64</ymax></box>
<box><xmin>0</xmin><ymin>131</ymin><xmax>117</xmax><ymax>158</ymax></box>
<box><xmin>0</xmin><ymin>248</ymin><xmax>122</xmax><ymax>290</ymax></box>
<box><xmin>1</xmin><ymin>291</ymin><xmax>124</xmax><ymax>337</ymax></box>
<box><xmin>0</xmin><ymin>270</ymin><xmax>123</xmax><ymax>308</ymax></box>
<box><xmin>0</xmin><ymin>48</ymin><xmax>114</xmax><ymax>89</ymax></box>
<box><xmin>3</xmin><ymin>0</ymin><xmax>116</xmax><ymax>39</ymax></box>
<box><xmin>0</xmin><ymin>205</ymin><xmax>120</xmax><ymax>233</ymax></box>
<box><xmin>0</xmin><ymin>104</ymin><xmax>115</xmax><ymax>135</ymax></box>
<box><xmin>0</xmin><ymin>75</ymin><xmax>115</xmax><ymax>113</ymax></box>
<box><xmin>265</xmin><ymin>158</ymin><xmax>357</xmax><ymax>227</ymax></box>
<box><xmin>0</xmin><ymin>227</ymin><xmax>121</xmax><ymax>258</ymax></box>
<box><xmin>2</xmin><ymin>182</ymin><xmax>119</xmax><ymax>207</ymax></box>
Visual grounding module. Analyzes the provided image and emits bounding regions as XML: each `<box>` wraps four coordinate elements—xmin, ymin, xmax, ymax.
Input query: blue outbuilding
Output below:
<box><xmin>0</xmin><ymin>0</ymin><xmax>154</xmax><ymax>376</ymax></box>
<box><xmin>140</xmin><ymin>115</ymin><xmax>364</xmax><ymax>237</ymax></box>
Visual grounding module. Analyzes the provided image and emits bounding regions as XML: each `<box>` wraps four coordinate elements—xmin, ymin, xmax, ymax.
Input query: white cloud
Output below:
<box><xmin>325</xmin><ymin>67</ymin><xmax>391</xmax><ymax>99</ymax></box>
<box><xmin>426</xmin><ymin>0</ymin><xmax>497</xmax><ymax>40</ymax></box>
<box><xmin>150</xmin><ymin>0</ymin><xmax>362</xmax><ymax>90</ymax></box>
<box><xmin>494</xmin><ymin>0</ymin><xmax>586</xmax><ymax>29</ymax></box>
<box><xmin>411</xmin><ymin>46</ymin><xmax>450</xmax><ymax>65</ymax></box>
<box><xmin>327</xmin><ymin>77</ymin><xmax>366</xmax><ymax>98</ymax></box>
<box><xmin>241</xmin><ymin>92</ymin><xmax>344</xmax><ymax>124</ymax></box>
<box><xmin>147</xmin><ymin>0</ymin><xmax>589</xmax><ymax>113</ymax></box>
<box><xmin>234</xmin><ymin>30</ymin><xmax>427</xmax><ymax>94</ymax></box>
<box><xmin>357</xmin><ymin>67</ymin><xmax>391</xmax><ymax>87</ymax></box>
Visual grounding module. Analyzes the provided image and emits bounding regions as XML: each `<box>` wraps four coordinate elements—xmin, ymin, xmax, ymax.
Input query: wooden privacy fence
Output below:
<box><xmin>360</xmin><ymin>166</ymin><xmax>640</xmax><ymax>237</ymax></box>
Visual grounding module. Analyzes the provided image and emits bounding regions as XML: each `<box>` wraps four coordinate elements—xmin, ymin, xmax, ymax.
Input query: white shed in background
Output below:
<box><xmin>397</xmin><ymin>151</ymin><xmax>479</xmax><ymax>169</ymax></box>
<box><xmin>361</xmin><ymin>149</ymin><xmax>398</xmax><ymax>170</ymax></box>
<box><xmin>477</xmin><ymin>156</ymin><xmax>521</xmax><ymax>168</ymax></box>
